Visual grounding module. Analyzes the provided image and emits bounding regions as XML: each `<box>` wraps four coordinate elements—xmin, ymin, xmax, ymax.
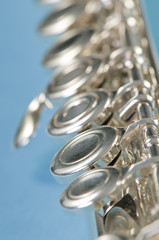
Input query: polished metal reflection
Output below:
<box><xmin>39</xmin><ymin>2</ymin><xmax>85</xmax><ymax>35</ymax></box>
<box><xmin>48</xmin><ymin>89</ymin><xmax>112</xmax><ymax>136</ymax></box>
<box><xmin>38</xmin><ymin>0</ymin><xmax>63</xmax><ymax>4</ymax></box>
<box><xmin>96</xmin><ymin>235</ymin><xmax>128</xmax><ymax>240</ymax></box>
<box><xmin>43</xmin><ymin>27</ymin><xmax>95</xmax><ymax>67</ymax></box>
<box><xmin>51</xmin><ymin>126</ymin><xmax>122</xmax><ymax>183</ymax></box>
<box><xmin>38</xmin><ymin>0</ymin><xmax>104</xmax><ymax>36</ymax></box>
<box><xmin>46</xmin><ymin>55</ymin><xmax>106</xmax><ymax>99</ymax></box>
<box><xmin>60</xmin><ymin>167</ymin><xmax>123</xmax><ymax>210</ymax></box>
<box><xmin>14</xmin><ymin>93</ymin><xmax>53</xmax><ymax>148</ymax></box>
<box><xmin>16</xmin><ymin>0</ymin><xmax>159</xmax><ymax>239</ymax></box>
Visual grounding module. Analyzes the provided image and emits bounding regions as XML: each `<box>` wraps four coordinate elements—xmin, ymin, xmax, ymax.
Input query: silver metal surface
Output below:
<box><xmin>16</xmin><ymin>0</ymin><xmax>159</xmax><ymax>239</ymax></box>
<box><xmin>96</xmin><ymin>235</ymin><xmax>128</xmax><ymax>240</ymax></box>
<box><xmin>39</xmin><ymin>2</ymin><xmax>85</xmax><ymax>35</ymax></box>
<box><xmin>46</xmin><ymin>56</ymin><xmax>105</xmax><ymax>99</ymax></box>
<box><xmin>15</xmin><ymin>93</ymin><xmax>49</xmax><ymax>148</ymax></box>
<box><xmin>43</xmin><ymin>27</ymin><xmax>95</xmax><ymax>67</ymax></box>
<box><xmin>51</xmin><ymin>126</ymin><xmax>120</xmax><ymax>176</ymax></box>
<box><xmin>38</xmin><ymin>0</ymin><xmax>63</xmax><ymax>4</ymax></box>
<box><xmin>48</xmin><ymin>89</ymin><xmax>112</xmax><ymax>136</ymax></box>
<box><xmin>60</xmin><ymin>167</ymin><xmax>122</xmax><ymax>209</ymax></box>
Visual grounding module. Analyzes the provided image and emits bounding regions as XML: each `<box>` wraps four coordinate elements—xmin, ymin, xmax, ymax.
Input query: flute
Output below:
<box><xmin>15</xmin><ymin>0</ymin><xmax>159</xmax><ymax>239</ymax></box>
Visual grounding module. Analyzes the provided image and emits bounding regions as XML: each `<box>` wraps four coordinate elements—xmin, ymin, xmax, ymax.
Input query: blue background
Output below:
<box><xmin>1</xmin><ymin>1</ymin><xmax>159</xmax><ymax>240</ymax></box>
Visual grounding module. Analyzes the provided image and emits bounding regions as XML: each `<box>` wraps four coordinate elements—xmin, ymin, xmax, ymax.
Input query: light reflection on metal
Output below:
<box><xmin>15</xmin><ymin>0</ymin><xmax>159</xmax><ymax>240</ymax></box>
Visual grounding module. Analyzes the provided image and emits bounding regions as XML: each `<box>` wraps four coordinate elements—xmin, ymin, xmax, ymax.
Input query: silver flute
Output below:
<box><xmin>15</xmin><ymin>0</ymin><xmax>159</xmax><ymax>239</ymax></box>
